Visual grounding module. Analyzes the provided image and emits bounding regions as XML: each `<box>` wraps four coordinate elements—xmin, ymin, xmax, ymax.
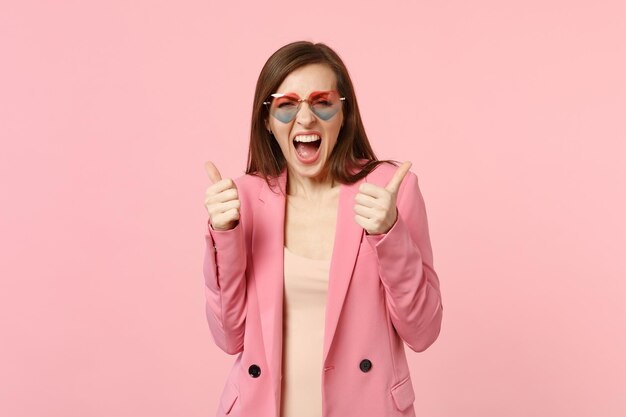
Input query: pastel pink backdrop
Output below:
<box><xmin>1</xmin><ymin>1</ymin><xmax>624</xmax><ymax>416</ymax></box>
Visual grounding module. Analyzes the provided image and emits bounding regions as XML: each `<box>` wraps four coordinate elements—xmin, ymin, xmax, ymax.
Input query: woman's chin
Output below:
<box><xmin>288</xmin><ymin>155</ymin><xmax>329</xmax><ymax>178</ymax></box>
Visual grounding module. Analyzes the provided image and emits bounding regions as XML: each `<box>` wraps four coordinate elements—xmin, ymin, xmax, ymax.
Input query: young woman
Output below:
<box><xmin>203</xmin><ymin>40</ymin><xmax>443</xmax><ymax>417</ymax></box>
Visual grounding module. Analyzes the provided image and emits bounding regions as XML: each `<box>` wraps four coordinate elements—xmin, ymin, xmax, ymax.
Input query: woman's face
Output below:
<box><xmin>265</xmin><ymin>63</ymin><xmax>344</xmax><ymax>182</ymax></box>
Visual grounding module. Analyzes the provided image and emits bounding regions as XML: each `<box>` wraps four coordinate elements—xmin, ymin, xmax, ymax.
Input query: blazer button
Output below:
<box><xmin>248</xmin><ymin>364</ymin><xmax>261</xmax><ymax>378</ymax></box>
<box><xmin>359</xmin><ymin>359</ymin><xmax>372</xmax><ymax>373</ymax></box>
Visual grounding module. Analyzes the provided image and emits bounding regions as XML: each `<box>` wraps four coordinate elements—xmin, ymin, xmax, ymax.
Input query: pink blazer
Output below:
<box><xmin>203</xmin><ymin>161</ymin><xmax>443</xmax><ymax>417</ymax></box>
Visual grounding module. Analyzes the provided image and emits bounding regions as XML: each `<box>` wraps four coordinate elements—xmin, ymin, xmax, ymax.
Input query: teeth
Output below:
<box><xmin>294</xmin><ymin>134</ymin><xmax>321</xmax><ymax>142</ymax></box>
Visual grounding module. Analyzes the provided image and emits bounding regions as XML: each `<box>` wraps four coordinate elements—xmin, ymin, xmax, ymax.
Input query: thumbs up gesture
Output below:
<box><xmin>353</xmin><ymin>161</ymin><xmax>412</xmax><ymax>235</ymax></box>
<box><xmin>204</xmin><ymin>161</ymin><xmax>241</xmax><ymax>231</ymax></box>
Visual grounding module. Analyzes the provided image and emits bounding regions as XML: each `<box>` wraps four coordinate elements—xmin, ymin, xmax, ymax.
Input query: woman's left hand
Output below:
<box><xmin>353</xmin><ymin>161</ymin><xmax>412</xmax><ymax>235</ymax></box>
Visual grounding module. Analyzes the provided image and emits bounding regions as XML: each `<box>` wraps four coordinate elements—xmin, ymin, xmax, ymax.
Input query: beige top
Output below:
<box><xmin>280</xmin><ymin>245</ymin><xmax>330</xmax><ymax>417</ymax></box>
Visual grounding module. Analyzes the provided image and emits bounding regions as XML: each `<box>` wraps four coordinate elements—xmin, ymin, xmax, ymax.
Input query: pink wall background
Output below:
<box><xmin>1</xmin><ymin>1</ymin><xmax>624</xmax><ymax>416</ymax></box>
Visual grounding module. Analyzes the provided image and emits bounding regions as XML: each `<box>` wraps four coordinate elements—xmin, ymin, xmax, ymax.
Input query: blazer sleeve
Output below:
<box><xmin>203</xmin><ymin>214</ymin><xmax>247</xmax><ymax>355</ymax></box>
<box><xmin>364</xmin><ymin>170</ymin><xmax>443</xmax><ymax>352</ymax></box>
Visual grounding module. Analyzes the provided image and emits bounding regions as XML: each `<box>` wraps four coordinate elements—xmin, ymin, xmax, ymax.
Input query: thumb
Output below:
<box><xmin>385</xmin><ymin>161</ymin><xmax>412</xmax><ymax>194</ymax></box>
<box><xmin>204</xmin><ymin>161</ymin><xmax>223</xmax><ymax>184</ymax></box>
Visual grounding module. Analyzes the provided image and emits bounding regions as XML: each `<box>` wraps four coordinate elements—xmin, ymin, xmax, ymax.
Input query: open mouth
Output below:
<box><xmin>292</xmin><ymin>135</ymin><xmax>322</xmax><ymax>159</ymax></box>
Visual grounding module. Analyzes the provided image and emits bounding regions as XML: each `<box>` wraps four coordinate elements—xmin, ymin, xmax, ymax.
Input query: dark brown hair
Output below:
<box><xmin>246</xmin><ymin>40</ymin><xmax>399</xmax><ymax>192</ymax></box>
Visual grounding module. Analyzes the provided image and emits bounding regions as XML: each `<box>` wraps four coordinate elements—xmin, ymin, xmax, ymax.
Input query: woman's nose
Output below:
<box><xmin>295</xmin><ymin>102</ymin><xmax>316</xmax><ymax>125</ymax></box>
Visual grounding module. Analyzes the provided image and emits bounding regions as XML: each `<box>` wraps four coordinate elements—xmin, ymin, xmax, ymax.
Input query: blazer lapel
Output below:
<box><xmin>323</xmin><ymin>174</ymin><xmax>365</xmax><ymax>363</ymax></box>
<box><xmin>254</xmin><ymin>167</ymin><xmax>366</xmax><ymax>386</ymax></box>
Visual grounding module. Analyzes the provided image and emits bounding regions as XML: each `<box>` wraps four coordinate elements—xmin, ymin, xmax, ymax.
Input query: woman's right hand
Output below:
<box><xmin>204</xmin><ymin>161</ymin><xmax>241</xmax><ymax>231</ymax></box>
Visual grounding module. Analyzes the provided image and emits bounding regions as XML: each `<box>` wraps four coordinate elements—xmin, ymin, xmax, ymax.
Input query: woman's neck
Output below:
<box><xmin>286</xmin><ymin>168</ymin><xmax>338</xmax><ymax>201</ymax></box>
